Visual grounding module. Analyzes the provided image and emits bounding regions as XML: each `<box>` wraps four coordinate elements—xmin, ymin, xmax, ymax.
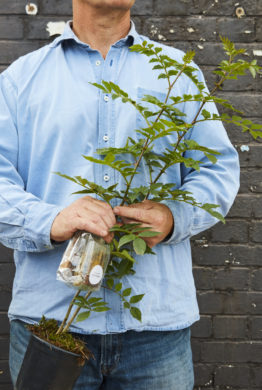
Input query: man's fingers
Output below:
<box><xmin>113</xmin><ymin>206</ymin><xmax>152</xmax><ymax>224</ymax></box>
<box><xmin>80</xmin><ymin>197</ymin><xmax>116</xmax><ymax>227</ymax></box>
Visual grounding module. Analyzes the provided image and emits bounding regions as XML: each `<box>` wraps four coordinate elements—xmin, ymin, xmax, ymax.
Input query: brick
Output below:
<box><xmin>197</xmin><ymin>291</ymin><xmax>250</xmax><ymax>314</ymax></box>
<box><xmin>0</xmin><ymin>17</ymin><xmax>24</xmax><ymax>40</ymax></box>
<box><xmin>250</xmin><ymin>222</ymin><xmax>262</xmax><ymax>243</ymax></box>
<box><xmin>0</xmin><ymin>338</ymin><xmax>9</xmax><ymax>360</ymax></box>
<box><xmin>25</xmin><ymin>16</ymin><xmax>68</xmax><ymax>40</ymax></box>
<box><xmin>192</xmin><ymin>244</ymin><xmax>262</xmax><ymax>266</ymax></box>
<box><xmin>0</xmin><ymin>385</ymin><xmax>12</xmax><ymax>390</ymax></box>
<box><xmin>213</xmin><ymin>316</ymin><xmax>248</xmax><ymax>339</ymax></box>
<box><xmin>249</xmin><ymin>292</ymin><xmax>262</xmax><ymax>314</ymax></box>
<box><xmin>193</xmin><ymin>267</ymin><xmax>249</xmax><ymax>291</ymax></box>
<box><xmin>210</xmin><ymin>221</ymin><xmax>249</xmax><ymax>243</ymax></box>
<box><xmin>202</xmin><ymin>66</ymin><xmax>262</xmax><ymax>93</ymax></box>
<box><xmin>0</xmin><ymin>1</ymin><xmax>26</xmax><ymax>14</ymax></box>
<box><xmin>191</xmin><ymin>316</ymin><xmax>212</xmax><ymax>338</ymax></box>
<box><xmin>132</xmin><ymin>0</ymin><xmax>154</xmax><ymax>16</ymax></box>
<box><xmin>191</xmin><ymin>42</ymin><xmax>262</xmax><ymax>66</ymax></box>
<box><xmin>191</xmin><ymin>339</ymin><xmax>201</xmax><ymax>362</ymax></box>
<box><xmin>193</xmin><ymin>364</ymin><xmax>214</xmax><ymax>386</ymax></box>
<box><xmin>0</xmin><ymin>361</ymin><xmax>12</xmax><ymax>384</ymax></box>
<box><xmin>0</xmin><ymin>292</ymin><xmax>11</xmax><ymax>311</ymax></box>
<box><xmin>201</xmin><ymin>341</ymin><xmax>262</xmax><ymax>363</ymax></box>
<box><xmin>0</xmin><ymin>264</ymin><xmax>15</xmax><ymax>289</ymax></box>
<box><xmin>39</xmin><ymin>0</ymin><xmax>72</xmax><ymax>15</ymax></box>
<box><xmin>240</xmin><ymin>169</ymin><xmax>262</xmax><ymax>193</ymax></box>
<box><xmin>214</xmin><ymin>365</ymin><xmax>250</xmax><ymax>387</ymax></box>
<box><xmin>216</xmin><ymin>17</ymin><xmax>256</xmax><ymax>43</ymax></box>
<box><xmin>213</xmin><ymin>268</ymin><xmax>249</xmax><ymax>291</ymax></box>
<box><xmin>219</xmin><ymin>92</ymin><xmax>262</xmax><ymax>118</ymax></box>
<box><xmin>257</xmin><ymin>17</ymin><xmax>262</xmax><ymax>41</ymax></box>
<box><xmin>251</xmin><ymin>269</ymin><xmax>262</xmax><ymax>290</ymax></box>
<box><xmin>229</xmin><ymin>195</ymin><xmax>262</xmax><ymax>218</ymax></box>
<box><xmin>0</xmin><ymin>314</ymin><xmax>10</xmax><ymax>335</ymax></box>
<box><xmin>0</xmin><ymin>41</ymin><xmax>42</xmax><ymax>65</ymax></box>
<box><xmin>0</xmin><ymin>245</ymin><xmax>13</xmax><ymax>263</ymax></box>
<box><xmin>250</xmin><ymin>365</ymin><xmax>262</xmax><ymax>387</ymax></box>
<box><xmin>250</xmin><ymin>317</ymin><xmax>262</xmax><ymax>339</ymax></box>
<box><xmin>228</xmin><ymin>195</ymin><xmax>253</xmax><ymax>218</ymax></box>
<box><xmin>154</xmin><ymin>0</ymin><xmax>197</xmax><ymax>16</ymax></box>
<box><xmin>143</xmin><ymin>17</ymin><xmax>215</xmax><ymax>42</ymax></box>
<box><xmin>238</xmin><ymin>145</ymin><xmax>262</xmax><ymax>169</ymax></box>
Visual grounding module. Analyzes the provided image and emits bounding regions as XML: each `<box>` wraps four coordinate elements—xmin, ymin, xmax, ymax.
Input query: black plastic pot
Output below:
<box><xmin>16</xmin><ymin>333</ymin><xmax>85</xmax><ymax>390</ymax></box>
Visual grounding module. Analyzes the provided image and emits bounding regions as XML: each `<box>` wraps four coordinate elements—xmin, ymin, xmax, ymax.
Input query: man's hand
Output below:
<box><xmin>113</xmin><ymin>200</ymin><xmax>174</xmax><ymax>248</ymax></box>
<box><xmin>50</xmin><ymin>196</ymin><xmax>116</xmax><ymax>243</ymax></box>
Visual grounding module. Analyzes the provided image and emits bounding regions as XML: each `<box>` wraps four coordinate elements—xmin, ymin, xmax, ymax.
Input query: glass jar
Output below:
<box><xmin>57</xmin><ymin>231</ymin><xmax>111</xmax><ymax>291</ymax></box>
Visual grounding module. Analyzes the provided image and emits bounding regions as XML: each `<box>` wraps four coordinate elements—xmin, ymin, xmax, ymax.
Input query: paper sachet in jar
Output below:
<box><xmin>57</xmin><ymin>231</ymin><xmax>111</xmax><ymax>291</ymax></box>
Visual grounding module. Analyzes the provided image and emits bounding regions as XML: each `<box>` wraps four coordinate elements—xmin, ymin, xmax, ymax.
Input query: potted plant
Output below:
<box><xmin>16</xmin><ymin>37</ymin><xmax>261</xmax><ymax>390</ymax></box>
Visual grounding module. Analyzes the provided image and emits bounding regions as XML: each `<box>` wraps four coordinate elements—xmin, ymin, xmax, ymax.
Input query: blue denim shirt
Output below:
<box><xmin>0</xmin><ymin>22</ymin><xmax>239</xmax><ymax>334</ymax></box>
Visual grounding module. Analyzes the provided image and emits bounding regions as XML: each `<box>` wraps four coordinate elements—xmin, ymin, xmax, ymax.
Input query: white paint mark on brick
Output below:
<box><xmin>46</xmin><ymin>21</ymin><xmax>66</xmax><ymax>36</ymax></box>
<box><xmin>240</xmin><ymin>145</ymin><xmax>250</xmax><ymax>152</ymax></box>
<box><xmin>158</xmin><ymin>34</ymin><xmax>167</xmax><ymax>41</ymax></box>
<box><xmin>236</xmin><ymin>6</ymin><xmax>245</xmax><ymax>18</ymax></box>
<box><xmin>25</xmin><ymin>3</ymin><xmax>38</xmax><ymax>15</ymax></box>
<box><xmin>197</xmin><ymin>44</ymin><xmax>204</xmax><ymax>50</ymax></box>
<box><xmin>200</xmin><ymin>37</ymin><xmax>206</xmax><ymax>41</ymax></box>
<box><xmin>252</xmin><ymin>303</ymin><xmax>257</xmax><ymax>308</ymax></box>
<box><xmin>169</xmin><ymin>29</ymin><xmax>175</xmax><ymax>33</ymax></box>
<box><xmin>253</xmin><ymin>49</ymin><xmax>262</xmax><ymax>56</ymax></box>
<box><xmin>150</xmin><ymin>25</ymin><xmax>159</xmax><ymax>37</ymax></box>
<box><xmin>187</xmin><ymin>27</ymin><xmax>195</xmax><ymax>33</ymax></box>
<box><xmin>244</xmin><ymin>30</ymin><xmax>252</xmax><ymax>34</ymax></box>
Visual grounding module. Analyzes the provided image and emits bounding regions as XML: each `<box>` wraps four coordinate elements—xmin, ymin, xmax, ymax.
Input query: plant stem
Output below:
<box><xmin>120</xmin><ymin>65</ymin><xmax>186</xmax><ymax>205</ymax></box>
<box><xmin>56</xmin><ymin>289</ymin><xmax>81</xmax><ymax>335</ymax></box>
<box><xmin>62</xmin><ymin>291</ymin><xmax>92</xmax><ymax>333</ymax></box>
<box><xmin>146</xmin><ymin>63</ymin><xmax>234</xmax><ymax>196</ymax></box>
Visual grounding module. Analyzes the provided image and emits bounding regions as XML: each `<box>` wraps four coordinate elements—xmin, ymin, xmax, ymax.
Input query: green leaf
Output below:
<box><xmin>106</xmin><ymin>278</ymin><xmax>114</xmax><ymax>289</ymax></box>
<box><xmin>130</xmin><ymin>307</ymin><xmax>142</xmax><ymax>322</ymax></box>
<box><xmin>138</xmin><ymin>230</ymin><xmax>160</xmax><ymax>238</ymax></box>
<box><xmin>118</xmin><ymin>234</ymin><xmax>136</xmax><ymax>248</ymax></box>
<box><xmin>133</xmin><ymin>237</ymin><xmax>147</xmax><ymax>255</ymax></box>
<box><xmin>130</xmin><ymin>294</ymin><xmax>145</xmax><ymax>304</ymax></box>
<box><xmin>115</xmin><ymin>283</ymin><xmax>122</xmax><ymax>292</ymax></box>
<box><xmin>122</xmin><ymin>288</ymin><xmax>132</xmax><ymax>297</ymax></box>
<box><xmin>124</xmin><ymin>302</ymin><xmax>130</xmax><ymax>309</ymax></box>
<box><xmin>87</xmin><ymin>297</ymin><xmax>103</xmax><ymax>304</ymax></box>
<box><xmin>93</xmin><ymin>307</ymin><xmax>110</xmax><ymax>312</ymax></box>
<box><xmin>76</xmin><ymin>311</ymin><xmax>90</xmax><ymax>322</ymax></box>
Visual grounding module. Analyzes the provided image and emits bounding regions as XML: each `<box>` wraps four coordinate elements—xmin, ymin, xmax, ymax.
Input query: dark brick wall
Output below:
<box><xmin>0</xmin><ymin>1</ymin><xmax>261</xmax><ymax>389</ymax></box>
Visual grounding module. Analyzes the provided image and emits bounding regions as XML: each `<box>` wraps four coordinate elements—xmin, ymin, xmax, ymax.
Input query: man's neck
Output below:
<box><xmin>72</xmin><ymin>1</ymin><xmax>131</xmax><ymax>59</ymax></box>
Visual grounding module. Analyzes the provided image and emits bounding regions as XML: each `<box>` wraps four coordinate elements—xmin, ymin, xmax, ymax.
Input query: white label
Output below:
<box><xmin>89</xmin><ymin>265</ymin><xmax>103</xmax><ymax>285</ymax></box>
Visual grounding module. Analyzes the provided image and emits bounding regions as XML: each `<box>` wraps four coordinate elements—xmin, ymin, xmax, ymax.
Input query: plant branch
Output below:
<box><xmin>56</xmin><ymin>289</ymin><xmax>81</xmax><ymax>335</ymax></box>
<box><xmin>62</xmin><ymin>291</ymin><xmax>92</xmax><ymax>333</ymax></box>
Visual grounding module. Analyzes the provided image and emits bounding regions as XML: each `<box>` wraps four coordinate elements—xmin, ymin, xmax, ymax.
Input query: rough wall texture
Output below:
<box><xmin>0</xmin><ymin>1</ymin><xmax>261</xmax><ymax>389</ymax></box>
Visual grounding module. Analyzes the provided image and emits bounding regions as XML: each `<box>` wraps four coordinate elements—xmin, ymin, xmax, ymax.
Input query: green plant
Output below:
<box><xmin>53</xmin><ymin>37</ymin><xmax>261</xmax><ymax>335</ymax></box>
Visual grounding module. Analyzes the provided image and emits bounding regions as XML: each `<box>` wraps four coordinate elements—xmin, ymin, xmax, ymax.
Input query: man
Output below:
<box><xmin>0</xmin><ymin>0</ymin><xmax>239</xmax><ymax>389</ymax></box>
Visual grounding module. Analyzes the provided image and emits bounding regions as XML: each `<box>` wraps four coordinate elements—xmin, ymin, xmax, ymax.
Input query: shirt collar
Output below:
<box><xmin>49</xmin><ymin>20</ymin><xmax>141</xmax><ymax>49</ymax></box>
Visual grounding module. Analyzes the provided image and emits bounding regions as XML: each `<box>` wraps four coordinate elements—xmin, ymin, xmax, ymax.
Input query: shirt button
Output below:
<box><xmin>104</xmin><ymin>174</ymin><xmax>110</xmax><ymax>182</ymax></box>
<box><xmin>103</xmin><ymin>135</ymin><xmax>109</xmax><ymax>142</ymax></box>
<box><xmin>104</xmin><ymin>95</ymin><xmax>109</xmax><ymax>102</ymax></box>
<box><xmin>96</xmin><ymin>60</ymin><xmax>101</xmax><ymax>66</ymax></box>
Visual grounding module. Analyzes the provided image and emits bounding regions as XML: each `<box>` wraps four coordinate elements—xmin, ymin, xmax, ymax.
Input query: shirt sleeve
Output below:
<box><xmin>0</xmin><ymin>72</ymin><xmax>63</xmax><ymax>252</ymax></box>
<box><xmin>162</xmin><ymin>67</ymin><xmax>240</xmax><ymax>245</ymax></box>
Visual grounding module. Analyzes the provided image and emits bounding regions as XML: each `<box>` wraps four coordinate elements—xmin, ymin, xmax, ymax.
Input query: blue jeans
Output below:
<box><xmin>9</xmin><ymin>320</ymin><xmax>194</xmax><ymax>390</ymax></box>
